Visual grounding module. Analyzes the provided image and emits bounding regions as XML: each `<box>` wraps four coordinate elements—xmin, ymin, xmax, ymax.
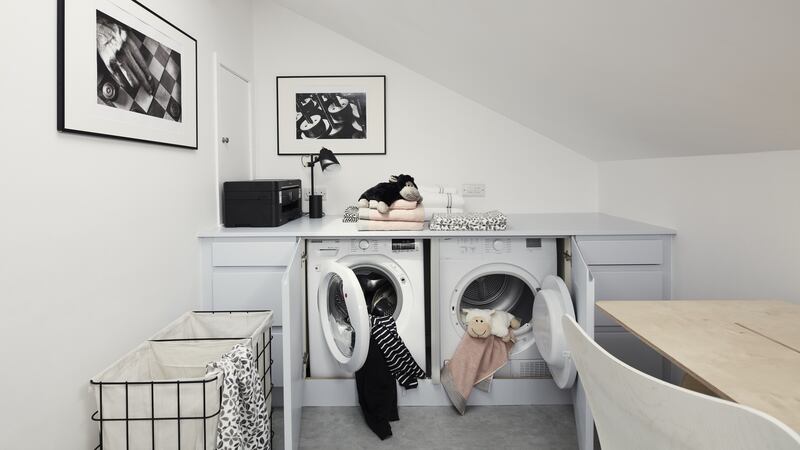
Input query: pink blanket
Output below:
<box><xmin>356</xmin><ymin>220</ymin><xmax>425</xmax><ymax>231</ymax></box>
<box><xmin>441</xmin><ymin>334</ymin><xmax>511</xmax><ymax>415</ymax></box>
<box><xmin>359</xmin><ymin>207</ymin><xmax>425</xmax><ymax>222</ymax></box>
<box><xmin>388</xmin><ymin>199</ymin><xmax>419</xmax><ymax>210</ymax></box>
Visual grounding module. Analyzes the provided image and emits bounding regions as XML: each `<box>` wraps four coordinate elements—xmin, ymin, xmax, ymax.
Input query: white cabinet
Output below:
<box><xmin>281</xmin><ymin>241</ymin><xmax>306</xmax><ymax>450</ymax></box>
<box><xmin>576</xmin><ymin>235</ymin><xmax>671</xmax><ymax>379</ymax></box>
<box><xmin>203</xmin><ymin>238</ymin><xmax>295</xmax><ymax>323</ymax></box>
<box><xmin>200</xmin><ymin>236</ymin><xmax>304</xmax><ymax>449</ymax></box>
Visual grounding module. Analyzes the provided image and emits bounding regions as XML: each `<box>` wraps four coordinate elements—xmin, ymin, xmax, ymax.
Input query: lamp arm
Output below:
<box><xmin>307</xmin><ymin>155</ymin><xmax>319</xmax><ymax>198</ymax></box>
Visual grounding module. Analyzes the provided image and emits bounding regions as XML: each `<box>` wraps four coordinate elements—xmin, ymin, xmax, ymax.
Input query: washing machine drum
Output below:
<box><xmin>532</xmin><ymin>276</ymin><xmax>578</xmax><ymax>389</ymax></box>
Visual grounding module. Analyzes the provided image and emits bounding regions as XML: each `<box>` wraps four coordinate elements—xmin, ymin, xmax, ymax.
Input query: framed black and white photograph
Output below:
<box><xmin>58</xmin><ymin>0</ymin><xmax>198</xmax><ymax>149</ymax></box>
<box><xmin>276</xmin><ymin>75</ymin><xmax>386</xmax><ymax>155</ymax></box>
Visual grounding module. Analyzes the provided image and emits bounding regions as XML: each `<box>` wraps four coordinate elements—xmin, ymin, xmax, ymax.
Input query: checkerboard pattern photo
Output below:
<box><xmin>96</xmin><ymin>12</ymin><xmax>182</xmax><ymax>122</ymax></box>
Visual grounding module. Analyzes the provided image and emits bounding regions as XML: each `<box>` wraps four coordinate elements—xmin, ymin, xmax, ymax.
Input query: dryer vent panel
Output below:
<box><xmin>515</xmin><ymin>359</ymin><xmax>551</xmax><ymax>379</ymax></box>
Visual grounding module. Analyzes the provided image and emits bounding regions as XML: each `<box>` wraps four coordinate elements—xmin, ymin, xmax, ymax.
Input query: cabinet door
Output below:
<box><xmin>281</xmin><ymin>240</ymin><xmax>305</xmax><ymax>450</ymax></box>
<box><xmin>571</xmin><ymin>238</ymin><xmax>596</xmax><ymax>450</ymax></box>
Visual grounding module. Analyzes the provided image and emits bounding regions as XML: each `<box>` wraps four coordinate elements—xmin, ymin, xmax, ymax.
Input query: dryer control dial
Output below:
<box><xmin>492</xmin><ymin>239</ymin><xmax>506</xmax><ymax>252</ymax></box>
<box><xmin>358</xmin><ymin>239</ymin><xmax>370</xmax><ymax>250</ymax></box>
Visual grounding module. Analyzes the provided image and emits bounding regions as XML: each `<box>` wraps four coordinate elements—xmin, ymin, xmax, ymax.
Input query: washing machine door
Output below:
<box><xmin>532</xmin><ymin>275</ymin><xmax>578</xmax><ymax>389</ymax></box>
<box><xmin>317</xmin><ymin>261</ymin><xmax>371</xmax><ymax>373</ymax></box>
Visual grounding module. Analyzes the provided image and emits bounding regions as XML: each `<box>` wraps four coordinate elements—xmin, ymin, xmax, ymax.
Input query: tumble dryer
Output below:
<box><xmin>439</xmin><ymin>237</ymin><xmax>578</xmax><ymax>386</ymax></box>
<box><xmin>307</xmin><ymin>239</ymin><xmax>427</xmax><ymax>378</ymax></box>
<box><xmin>438</xmin><ymin>236</ymin><xmax>596</xmax><ymax>450</ymax></box>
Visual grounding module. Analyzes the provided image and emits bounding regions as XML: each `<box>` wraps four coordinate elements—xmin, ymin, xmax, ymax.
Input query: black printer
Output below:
<box><xmin>223</xmin><ymin>179</ymin><xmax>302</xmax><ymax>227</ymax></box>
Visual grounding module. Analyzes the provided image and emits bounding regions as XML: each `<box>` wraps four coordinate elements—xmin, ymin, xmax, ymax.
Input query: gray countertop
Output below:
<box><xmin>199</xmin><ymin>213</ymin><xmax>675</xmax><ymax>239</ymax></box>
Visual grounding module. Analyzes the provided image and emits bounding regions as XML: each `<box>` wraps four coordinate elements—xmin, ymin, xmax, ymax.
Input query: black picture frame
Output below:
<box><xmin>58</xmin><ymin>0</ymin><xmax>198</xmax><ymax>149</ymax></box>
<box><xmin>276</xmin><ymin>75</ymin><xmax>386</xmax><ymax>156</ymax></box>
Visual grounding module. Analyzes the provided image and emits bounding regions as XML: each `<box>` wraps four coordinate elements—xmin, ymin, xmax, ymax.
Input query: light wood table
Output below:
<box><xmin>596</xmin><ymin>300</ymin><xmax>800</xmax><ymax>433</ymax></box>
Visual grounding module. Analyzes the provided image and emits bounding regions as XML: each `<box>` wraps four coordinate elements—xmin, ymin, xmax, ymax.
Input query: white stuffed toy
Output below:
<box><xmin>462</xmin><ymin>308</ymin><xmax>493</xmax><ymax>339</ymax></box>
<box><xmin>490</xmin><ymin>310</ymin><xmax>521</xmax><ymax>343</ymax></box>
<box><xmin>462</xmin><ymin>308</ymin><xmax>521</xmax><ymax>342</ymax></box>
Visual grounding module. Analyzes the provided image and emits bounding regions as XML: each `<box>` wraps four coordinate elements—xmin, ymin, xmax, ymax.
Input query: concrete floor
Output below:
<box><xmin>272</xmin><ymin>405</ymin><xmax>577</xmax><ymax>450</ymax></box>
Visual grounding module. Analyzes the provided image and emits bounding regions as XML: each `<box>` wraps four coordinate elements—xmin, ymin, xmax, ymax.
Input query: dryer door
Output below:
<box><xmin>532</xmin><ymin>275</ymin><xmax>578</xmax><ymax>389</ymax></box>
<box><xmin>317</xmin><ymin>261</ymin><xmax>370</xmax><ymax>373</ymax></box>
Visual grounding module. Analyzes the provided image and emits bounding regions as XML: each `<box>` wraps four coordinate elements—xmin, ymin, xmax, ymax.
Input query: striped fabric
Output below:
<box><xmin>370</xmin><ymin>315</ymin><xmax>425</xmax><ymax>389</ymax></box>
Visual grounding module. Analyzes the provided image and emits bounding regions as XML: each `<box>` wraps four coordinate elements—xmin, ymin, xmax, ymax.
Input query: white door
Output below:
<box><xmin>317</xmin><ymin>261</ymin><xmax>371</xmax><ymax>372</ymax></box>
<box><xmin>530</xmin><ymin>238</ymin><xmax>595</xmax><ymax>450</ymax></box>
<box><xmin>281</xmin><ymin>241</ymin><xmax>305</xmax><ymax>450</ymax></box>
<box><xmin>216</xmin><ymin>64</ymin><xmax>251</xmax><ymax>218</ymax></box>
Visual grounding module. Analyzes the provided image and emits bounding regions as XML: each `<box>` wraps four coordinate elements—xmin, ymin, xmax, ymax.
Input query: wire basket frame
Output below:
<box><xmin>91</xmin><ymin>310</ymin><xmax>274</xmax><ymax>450</ymax></box>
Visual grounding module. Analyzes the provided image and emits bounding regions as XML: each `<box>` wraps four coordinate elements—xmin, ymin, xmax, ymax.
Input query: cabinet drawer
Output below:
<box><xmin>212</xmin><ymin>239</ymin><xmax>295</xmax><ymax>267</ymax></box>
<box><xmin>593</xmin><ymin>269</ymin><xmax>665</xmax><ymax>327</ymax></box>
<box><xmin>578</xmin><ymin>239</ymin><xmax>663</xmax><ymax>265</ymax></box>
<box><xmin>212</xmin><ymin>268</ymin><xmax>284</xmax><ymax>324</ymax></box>
<box><xmin>595</xmin><ymin>330</ymin><xmax>664</xmax><ymax>379</ymax></box>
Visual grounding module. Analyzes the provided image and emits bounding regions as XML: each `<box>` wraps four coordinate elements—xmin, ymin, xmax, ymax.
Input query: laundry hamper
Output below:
<box><xmin>90</xmin><ymin>311</ymin><xmax>273</xmax><ymax>450</ymax></box>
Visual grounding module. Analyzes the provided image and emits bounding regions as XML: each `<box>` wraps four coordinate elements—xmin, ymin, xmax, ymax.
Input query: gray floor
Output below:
<box><xmin>272</xmin><ymin>405</ymin><xmax>577</xmax><ymax>449</ymax></box>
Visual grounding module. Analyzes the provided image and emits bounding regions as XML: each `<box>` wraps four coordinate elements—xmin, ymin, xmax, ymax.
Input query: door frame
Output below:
<box><xmin>213</xmin><ymin>52</ymin><xmax>254</xmax><ymax>225</ymax></box>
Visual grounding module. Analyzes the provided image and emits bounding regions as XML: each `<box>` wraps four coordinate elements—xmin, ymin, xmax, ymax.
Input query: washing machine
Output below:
<box><xmin>307</xmin><ymin>238</ymin><xmax>427</xmax><ymax>378</ymax></box>
<box><xmin>439</xmin><ymin>237</ymin><xmax>579</xmax><ymax>387</ymax></box>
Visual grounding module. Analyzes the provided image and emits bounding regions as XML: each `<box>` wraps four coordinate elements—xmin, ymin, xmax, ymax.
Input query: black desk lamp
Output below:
<box><xmin>305</xmin><ymin>147</ymin><xmax>340</xmax><ymax>218</ymax></box>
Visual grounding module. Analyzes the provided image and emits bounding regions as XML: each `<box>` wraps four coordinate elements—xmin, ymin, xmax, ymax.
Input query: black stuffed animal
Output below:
<box><xmin>358</xmin><ymin>174</ymin><xmax>423</xmax><ymax>213</ymax></box>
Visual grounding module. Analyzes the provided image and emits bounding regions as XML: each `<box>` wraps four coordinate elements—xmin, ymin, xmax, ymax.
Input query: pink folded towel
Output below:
<box><xmin>388</xmin><ymin>199</ymin><xmax>419</xmax><ymax>210</ymax></box>
<box><xmin>440</xmin><ymin>334</ymin><xmax>511</xmax><ymax>415</ymax></box>
<box><xmin>356</xmin><ymin>220</ymin><xmax>425</xmax><ymax>231</ymax></box>
<box><xmin>359</xmin><ymin>207</ymin><xmax>425</xmax><ymax>222</ymax></box>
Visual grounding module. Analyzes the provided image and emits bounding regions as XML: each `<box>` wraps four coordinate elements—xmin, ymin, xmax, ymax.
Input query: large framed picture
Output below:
<box><xmin>276</xmin><ymin>75</ymin><xmax>386</xmax><ymax>155</ymax></box>
<box><xmin>58</xmin><ymin>0</ymin><xmax>198</xmax><ymax>149</ymax></box>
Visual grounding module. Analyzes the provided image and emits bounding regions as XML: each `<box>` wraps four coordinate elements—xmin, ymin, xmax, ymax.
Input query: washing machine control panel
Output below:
<box><xmin>344</xmin><ymin>239</ymin><xmax>420</xmax><ymax>253</ymax></box>
<box><xmin>440</xmin><ymin>238</ymin><xmax>551</xmax><ymax>259</ymax></box>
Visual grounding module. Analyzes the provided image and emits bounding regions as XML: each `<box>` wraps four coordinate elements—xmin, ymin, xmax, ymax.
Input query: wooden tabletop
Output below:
<box><xmin>596</xmin><ymin>300</ymin><xmax>800</xmax><ymax>433</ymax></box>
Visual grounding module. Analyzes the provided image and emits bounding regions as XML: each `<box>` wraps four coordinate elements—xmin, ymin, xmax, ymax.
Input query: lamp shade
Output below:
<box><xmin>318</xmin><ymin>147</ymin><xmax>340</xmax><ymax>172</ymax></box>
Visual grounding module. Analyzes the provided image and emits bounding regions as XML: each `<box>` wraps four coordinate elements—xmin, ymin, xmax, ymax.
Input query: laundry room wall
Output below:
<box><xmin>0</xmin><ymin>0</ymin><xmax>254</xmax><ymax>448</ymax></box>
<box><xmin>599</xmin><ymin>149</ymin><xmax>800</xmax><ymax>303</ymax></box>
<box><xmin>250</xmin><ymin>1</ymin><xmax>598</xmax><ymax>214</ymax></box>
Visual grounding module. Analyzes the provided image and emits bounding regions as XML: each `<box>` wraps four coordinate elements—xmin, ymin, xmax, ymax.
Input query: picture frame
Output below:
<box><xmin>58</xmin><ymin>0</ymin><xmax>198</xmax><ymax>149</ymax></box>
<box><xmin>276</xmin><ymin>75</ymin><xmax>386</xmax><ymax>155</ymax></box>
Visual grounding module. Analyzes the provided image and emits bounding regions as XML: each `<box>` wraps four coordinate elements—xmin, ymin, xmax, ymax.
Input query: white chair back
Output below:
<box><xmin>561</xmin><ymin>315</ymin><xmax>800</xmax><ymax>450</ymax></box>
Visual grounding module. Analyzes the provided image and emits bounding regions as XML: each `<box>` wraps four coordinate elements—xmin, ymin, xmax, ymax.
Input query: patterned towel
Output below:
<box><xmin>370</xmin><ymin>315</ymin><xmax>425</xmax><ymax>389</ymax></box>
<box><xmin>429</xmin><ymin>210</ymin><xmax>508</xmax><ymax>231</ymax></box>
<box><xmin>343</xmin><ymin>206</ymin><xmax>359</xmax><ymax>223</ymax></box>
<box><xmin>207</xmin><ymin>344</ymin><xmax>270</xmax><ymax>450</ymax></box>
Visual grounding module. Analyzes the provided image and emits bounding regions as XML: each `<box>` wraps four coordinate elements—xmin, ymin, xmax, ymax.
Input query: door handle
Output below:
<box><xmin>221</xmin><ymin>137</ymin><xmax>230</xmax><ymax>144</ymax></box>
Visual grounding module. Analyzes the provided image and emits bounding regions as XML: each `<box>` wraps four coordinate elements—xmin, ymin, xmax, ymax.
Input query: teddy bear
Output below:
<box><xmin>358</xmin><ymin>174</ymin><xmax>423</xmax><ymax>214</ymax></box>
<box><xmin>462</xmin><ymin>308</ymin><xmax>521</xmax><ymax>342</ymax></box>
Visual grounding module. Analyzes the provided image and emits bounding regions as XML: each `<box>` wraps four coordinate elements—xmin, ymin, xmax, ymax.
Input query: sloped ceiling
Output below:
<box><xmin>271</xmin><ymin>0</ymin><xmax>800</xmax><ymax>161</ymax></box>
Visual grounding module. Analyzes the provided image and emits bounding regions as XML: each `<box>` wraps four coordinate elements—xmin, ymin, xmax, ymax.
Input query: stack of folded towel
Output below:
<box><xmin>356</xmin><ymin>185</ymin><xmax>466</xmax><ymax>231</ymax></box>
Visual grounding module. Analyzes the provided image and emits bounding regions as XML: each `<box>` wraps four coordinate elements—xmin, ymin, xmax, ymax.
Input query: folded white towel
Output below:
<box><xmin>419</xmin><ymin>185</ymin><xmax>460</xmax><ymax>195</ymax></box>
<box><xmin>421</xmin><ymin>192</ymin><xmax>465</xmax><ymax>209</ymax></box>
<box><xmin>423</xmin><ymin>207</ymin><xmax>463</xmax><ymax>220</ymax></box>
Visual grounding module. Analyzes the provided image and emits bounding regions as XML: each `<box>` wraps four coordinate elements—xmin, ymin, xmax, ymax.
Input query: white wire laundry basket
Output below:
<box><xmin>90</xmin><ymin>310</ymin><xmax>273</xmax><ymax>450</ymax></box>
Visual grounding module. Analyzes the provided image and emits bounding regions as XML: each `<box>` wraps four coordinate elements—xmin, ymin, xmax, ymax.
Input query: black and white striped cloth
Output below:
<box><xmin>370</xmin><ymin>315</ymin><xmax>425</xmax><ymax>389</ymax></box>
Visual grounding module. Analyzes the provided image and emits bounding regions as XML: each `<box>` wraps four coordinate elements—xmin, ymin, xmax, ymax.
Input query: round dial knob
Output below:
<box><xmin>358</xmin><ymin>240</ymin><xmax>370</xmax><ymax>250</ymax></box>
<box><xmin>493</xmin><ymin>239</ymin><xmax>505</xmax><ymax>251</ymax></box>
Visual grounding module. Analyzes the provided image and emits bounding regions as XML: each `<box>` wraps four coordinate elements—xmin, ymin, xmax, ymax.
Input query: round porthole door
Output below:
<box><xmin>317</xmin><ymin>261</ymin><xmax>370</xmax><ymax>372</ymax></box>
<box><xmin>532</xmin><ymin>275</ymin><xmax>578</xmax><ymax>389</ymax></box>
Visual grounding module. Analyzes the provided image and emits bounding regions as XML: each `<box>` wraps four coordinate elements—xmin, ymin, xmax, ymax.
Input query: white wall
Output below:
<box><xmin>0</xmin><ymin>0</ymin><xmax>253</xmax><ymax>447</ymax></box>
<box><xmin>600</xmin><ymin>150</ymin><xmax>800</xmax><ymax>303</ymax></box>
<box><xmin>251</xmin><ymin>1</ymin><xmax>598</xmax><ymax>214</ymax></box>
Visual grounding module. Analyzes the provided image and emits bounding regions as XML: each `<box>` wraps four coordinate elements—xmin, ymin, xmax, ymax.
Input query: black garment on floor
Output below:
<box><xmin>355</xmin><ymin>334</ymin><xmax>398</xmax><ymax>440</ymax></box>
